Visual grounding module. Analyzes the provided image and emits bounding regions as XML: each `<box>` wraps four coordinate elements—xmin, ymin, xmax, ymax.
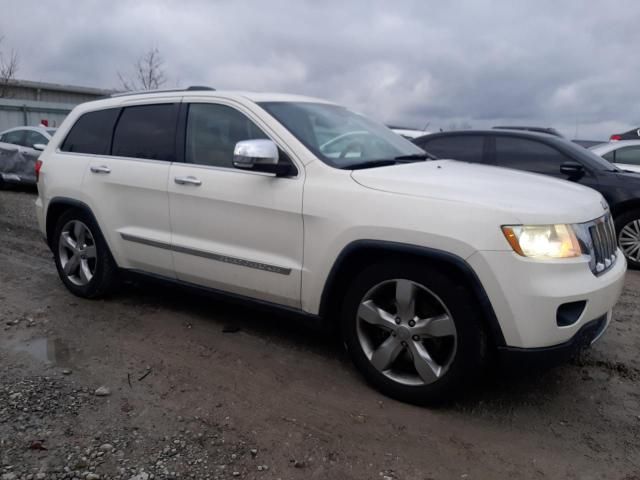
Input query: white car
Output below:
<box><xmin>590</xmin><ymin>140</ymin><xmax>640</xmax><ymax>173</ymax></box>
<box><xmin>0</xmin><ymin>126</ymin><xmax>56</xmax><ymax>187</ymax></box>
<box><xmin>35</xmin><ymin>88</ymin><xmax>626</xmax><ymax>404</ymax></box>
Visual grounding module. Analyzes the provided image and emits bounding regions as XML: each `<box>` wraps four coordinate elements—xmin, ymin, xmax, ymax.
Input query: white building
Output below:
<box><xmin>0</xmin><ymin>79</ymin><xmax>115</xmax><ymax>131</ymax></box>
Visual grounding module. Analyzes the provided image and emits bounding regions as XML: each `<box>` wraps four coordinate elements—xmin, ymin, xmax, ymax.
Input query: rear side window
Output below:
<box><xmin>418</xmin><ymin>136</ymin><xmax>484</xmax><ymax>163</ymax></box>
<box><xmin>491</xmin><ymin>136</ymin><xmax>572</xmax><ymax>175</ymax></box>
<box><xmin>1</xmin><ymin>130</ymin><xmax>26</xmax><ymax>146</ymax></box>
<box><xmin>112</xmin><ymin>104</ymin><xmax>178</xmax><ymax>161</ymax></box>
<box><xmin>602</xmin><ymin>151</ymin><xmax>615</xmax><ymax>162</ymax></box>
<box><xmin>61</xmin><ymin>109</ymin><xmax>120</xmax><ymax>154</ymax></box>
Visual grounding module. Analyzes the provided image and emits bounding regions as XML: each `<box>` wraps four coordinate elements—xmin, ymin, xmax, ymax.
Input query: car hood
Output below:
<box><xmin>613</xmin><ymin>165</ymin><xmax>640</xmax><ymax>175</ymax></box>
<box><xmin>350</xmin><ymin>160</ymin><xmax>607</xmax><ymax>225</ymax></box>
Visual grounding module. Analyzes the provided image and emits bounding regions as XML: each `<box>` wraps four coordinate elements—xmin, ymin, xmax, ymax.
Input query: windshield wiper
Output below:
<box><xmin>347</xmin><ymin>159</ymin><xmax>399</xmax><ymax>170</ymax></box>
<box><xmin>394</xmin><ymin>153</ymin><xmax>434</xmax><ymax>161</ymax></box>
<box><xmin>345</xmin><ymin>154</ymin><xmax>434</xmax><ymax>170</ymax></box>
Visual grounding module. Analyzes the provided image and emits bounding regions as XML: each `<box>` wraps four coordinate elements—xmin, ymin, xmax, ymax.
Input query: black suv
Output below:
<box><xmin>413</xmin><ymin>130</ymin><xmax>640</xmax><ymax>268</ymax></box>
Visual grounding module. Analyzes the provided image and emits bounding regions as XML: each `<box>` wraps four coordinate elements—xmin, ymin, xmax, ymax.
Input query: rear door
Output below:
<box><xmin>0</xmin><ymin>130</ymin><xmax>30</xmax><ymax>181</ymax></box>
<box><xmin>78</xmin><ymin>99</ymin><xmax>180</xmax><ymax>277</ymax></box>
<box><xmin>168</xmin><ymin>100</ymin><xmax>304</xmax><ymax>307</ymax></box>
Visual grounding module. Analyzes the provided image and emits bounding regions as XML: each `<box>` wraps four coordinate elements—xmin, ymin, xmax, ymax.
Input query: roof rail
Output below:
<box><xmin>111</xmin><ymin>86</ymin><xmax>215</xmax><ymax>98</ymax></box>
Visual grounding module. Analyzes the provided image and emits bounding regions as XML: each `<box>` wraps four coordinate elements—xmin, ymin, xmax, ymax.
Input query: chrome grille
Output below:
<box><xmin>587</xmin><ymin>215</ymin><xmax>617</xmax><ymax>275</ymax></box>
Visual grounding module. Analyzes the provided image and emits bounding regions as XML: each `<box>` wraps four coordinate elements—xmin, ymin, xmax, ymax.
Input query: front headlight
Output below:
<box><xmin>502</xmin><ymin>224</ymin><xmax>582</xmax><ymax>259</ymax></box>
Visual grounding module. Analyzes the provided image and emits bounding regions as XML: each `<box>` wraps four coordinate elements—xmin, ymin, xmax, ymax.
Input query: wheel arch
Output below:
<box><xmin>610</xmin><ymin>199</ymin><xmax>640</xmax><ymax>221</ymax></box>
<box><xmin>45</xmin><ymin>197</ymin><xmax>102</xmax><ymax>250</ymax></box>
<box><xmin>318</xmin><ymin>240</ymin><xmax>506</xmax><ymax>347</ymax></box>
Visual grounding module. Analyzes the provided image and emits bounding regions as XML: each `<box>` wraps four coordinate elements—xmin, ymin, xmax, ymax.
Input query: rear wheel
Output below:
<box><xmin>341</xmin><ymin>262</ymin><xmax>487</xmax><ymax>405</ymax></box>
<box><xmin>52</xmin><ymin>209</ymin><xmax>118</xmax><ymax>298</ymax></box>
<box><xmin>615</xmin><ymin>210</ymin><xmax>640</xmax><ymax>269</ymax></box>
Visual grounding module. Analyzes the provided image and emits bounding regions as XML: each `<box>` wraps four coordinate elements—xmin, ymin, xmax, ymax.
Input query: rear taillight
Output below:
<box><xmin>610</xmin><ymin>134</ymin><xmax>622</xmax><ymax>141</ymax></box>
<box><xmin>35</xmin><ymin>159</ymin><xmax>43</xmax><ymax>182</ymax></box>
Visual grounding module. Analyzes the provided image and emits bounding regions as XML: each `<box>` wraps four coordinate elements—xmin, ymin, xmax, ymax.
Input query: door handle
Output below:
<box><xmin>174</xmin><ymin>176</ymin><xmax>202</xmax><ymax>186</ymax></box>
<box><xmin>90</xmin><ymin>165</ymin><xmax>111</xmax><ymax>174</ymax></box>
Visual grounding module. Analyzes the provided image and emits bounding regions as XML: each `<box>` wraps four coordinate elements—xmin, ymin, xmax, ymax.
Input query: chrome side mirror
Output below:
<box><xmin>233</xmin><ymin>139</ymin><xmax>294</xmax><ymax>176</ymax></box>
<box><xmin>33</xmin><ymin>143</ymin><xmax>47</xmax><ymax>151</ymax></box>
<box><xmin>233</xmin><ymin>139</ymin><xmax>279</xmax><ymax>169</ymax></box>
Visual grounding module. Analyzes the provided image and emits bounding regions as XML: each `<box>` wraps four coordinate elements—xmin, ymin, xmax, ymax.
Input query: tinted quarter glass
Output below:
<box><xmin>185</xmin><ymin>103</ymin><xmax>267</xmax><ymax>168</ymax></box>
<box><xmin>419</xmin><ymin>136</ymin><xmax>484</xmax><ymax>163</ymax></box>
<box><xmin>614</xmin><ymin>146</ymin><xmax>640</xmax><ymax>166</ymax></box>
<box><xmin>492</xmin><ymin>136</ymin><xmax>571</xmax><ymax>174</ymax></box>
<box><xmin>112</xmin><ymin>104</ymin><xmax>178</xmax><ymax>161</ymax></box>
<box><xmin>602</xmin><ymin>150</ymin><xmax>615</xmax><ymax>162</ymax></box>
<box><xmin>61</xmin><ymin>108</ymin><xmax>120</xmax><ymax>155</ymax></box>
<box><xmin>24</xmin><ymin>130</ymin><xmax>48</xmax><ymax>148</ymax></box>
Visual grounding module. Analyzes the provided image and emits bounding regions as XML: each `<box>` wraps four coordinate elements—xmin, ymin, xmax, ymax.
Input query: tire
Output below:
<box><xmin>614</xmin><ymin>210</ymin><xmax>640</xmax><ymax>269</ymax></box>
<box><xmin>52</xmin><ymin>209</ymin><xmax>118</xmax><ymax>298</ymax></box>
<box><xmin>341</xmin><ymin>261</ymin><xmax>487</xmax><ymax>405</ymax></box>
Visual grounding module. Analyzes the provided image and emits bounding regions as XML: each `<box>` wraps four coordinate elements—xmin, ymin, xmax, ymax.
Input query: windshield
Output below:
<box><xmin>258</xmin><ymin>102</ymin><xmax>426</xmax><ymax>168</ymax></box>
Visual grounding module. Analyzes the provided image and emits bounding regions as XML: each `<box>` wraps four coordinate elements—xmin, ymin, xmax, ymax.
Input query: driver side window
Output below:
<box><xmin>615</xmin><ymin>146</ymin><xmax>640</xmax><ymax>166</ymax></box>
<box><xmin>24</xmin><ymin>131</ymin><xmax>48</xmax><ymax>149</ymax></box>
<box><xmin>185</xmin><ymin>103</ymin><xmax>268</xmax><ymax>168</ymax></box>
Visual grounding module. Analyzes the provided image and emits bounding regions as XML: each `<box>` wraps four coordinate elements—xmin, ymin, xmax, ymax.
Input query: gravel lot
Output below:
<box><xmin>0</xmin><ymin>187</ymin><xmax>639</xmax><ymax>480</ymax></box>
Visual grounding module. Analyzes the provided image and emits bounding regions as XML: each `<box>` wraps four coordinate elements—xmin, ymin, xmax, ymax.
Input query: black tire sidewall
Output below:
<box><xmin>52</xmin><ymin>209</ymin><xmax>116</xmax><ymax>298</ymax></box>
<box><xmin>341</xmin><ymin>262</ymin><xmax>486</xmax><ymax>405</ymax></box>
<box><xmin>614</xmin><ymin>210</ymin><xmax>640</xmax><ymax>269</ymax></box>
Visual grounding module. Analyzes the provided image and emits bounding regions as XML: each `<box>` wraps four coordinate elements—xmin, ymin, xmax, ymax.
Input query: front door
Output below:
<box><xmin>168</xmin><ymin>101</ymin><xmax>304</xmax><ymax>308</ymax></box>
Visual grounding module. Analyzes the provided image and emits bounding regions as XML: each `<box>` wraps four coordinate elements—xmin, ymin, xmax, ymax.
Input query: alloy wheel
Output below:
<box><xmin>58</xmin><ymin>220</ymin><xmax>97</xmax><ymax>286</ymax></box>
<box><xmin>619</xmin><ymin>219</ymin><xmax>640</xmax><ymax>263</ymax></box>
<box><xmin>356</xmin><ymin>279</ymin><xmax>457</xmax><ymax>386</ymax></box>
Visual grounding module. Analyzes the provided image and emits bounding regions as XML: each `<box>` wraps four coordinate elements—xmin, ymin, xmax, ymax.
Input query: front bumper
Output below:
<box><xmin>467</xmin><ymin>249</ymin><xmax>626</xmax><ymax>349</ymax></box>
<box><xmin>498</xmin><ymin>313</ymin><xmax>609</xmax><ymax>368</ymax></box>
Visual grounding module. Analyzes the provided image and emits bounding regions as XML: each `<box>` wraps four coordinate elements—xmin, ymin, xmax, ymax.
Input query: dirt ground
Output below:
<box><xmin>0</xmin><ymin>187</ymin><xmax>639</xmax><ymax>480</ymax></box>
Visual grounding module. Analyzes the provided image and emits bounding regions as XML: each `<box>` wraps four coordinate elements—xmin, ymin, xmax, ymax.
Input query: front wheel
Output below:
<box><xmin>615</xmin><ymin>210</ymin><xmax>640</xmax><ymax>269</ymax></box>
<box><xmin>341</xmin><ymin>262</ymin><xmax>487</xmax><ymax>405</ymax></box>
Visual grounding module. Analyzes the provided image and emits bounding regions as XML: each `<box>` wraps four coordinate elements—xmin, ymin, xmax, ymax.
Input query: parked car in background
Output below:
<box><xmin>0</xmin><ymin>126</ymin><xmax>56</xmax><ymax>187</ymax></box>
<box><xmin>35</xmin><ymin>89</ymin><xmax>625</xmax><ymax>404</ymax></box>
<box><xmin>590</xmin><ymin>140</ymin><xmax>640</xmax><ymax>174</ymax></box>
<box><xmin>572</xmin><ymin>139</ymin><xmax>604</xmax><ymax>148</ymax></box>
<box><xmin>388</xmin><ymin>125</ymin><xmax>430</xmax><ymax>139</ymax></box>
<box><xmin>413</xmin><ymin>129</ymin><xmax>640</xmax><ymax>268</ymax></box>
<box><xmin>609</xmin><ymin>128</ymin><xmax>640</xmax><ymax>142</ymax></box>
<box><xmin>493</xmin><ymin>126</ymin><xmax>564</xmax><ymax>137</ymax></box>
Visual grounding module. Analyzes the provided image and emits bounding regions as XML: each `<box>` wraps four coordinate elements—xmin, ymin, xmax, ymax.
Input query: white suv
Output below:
<box><xmin>35</xmin><ymin>88</ymin><xmax>626</xmax><ymax>404</ymax></box>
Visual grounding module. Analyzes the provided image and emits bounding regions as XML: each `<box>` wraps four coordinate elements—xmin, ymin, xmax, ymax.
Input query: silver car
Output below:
<box><xmin>590</xmin><ymin>140</ymin><xmax>640</xmax><ymax>174</ymax></box>
<box><xmin>0</xmin><ymin>126</ymin><xmax>56</xmax><ymax>187</ymax></box>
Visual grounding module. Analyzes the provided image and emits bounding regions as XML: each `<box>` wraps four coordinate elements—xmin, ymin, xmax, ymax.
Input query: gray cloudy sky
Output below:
<box><xmin>3</xmin><ymin>0</ymin><xmax>639</xmax><ymax>138</ymax></box>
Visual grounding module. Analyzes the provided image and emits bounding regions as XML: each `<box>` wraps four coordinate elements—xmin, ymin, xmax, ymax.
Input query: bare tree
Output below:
<box><xmin>118</xmin><ymin>47</ymin><xmax>167</xmax><ymax>91</ymax></box>
<box><xmin>0</xmin><ymin>36</ymin><xmax>19</xmax><ymax>98</ymax></box>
